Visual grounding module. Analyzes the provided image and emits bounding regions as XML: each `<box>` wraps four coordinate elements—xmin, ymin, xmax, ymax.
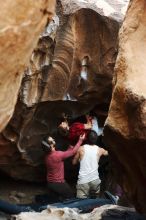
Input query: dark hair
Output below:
<box><xmin>42</xmin><ymin>140</ymin><xmax>52</xmax><ymax>153</ymax></box>
<box><xmin>58</xmin><ymin>126</ymin><xmax>69</xmax><ymax>137</ymax></box>
<box><xmin>87</xmin><ymin>130</ymin><xmax>98</xmax><ymax>145</ymax></box>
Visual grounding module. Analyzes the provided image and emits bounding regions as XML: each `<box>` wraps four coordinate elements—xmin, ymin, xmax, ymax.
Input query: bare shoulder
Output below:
<box><xmin>78</xmin><ymin>145</ymin><xmax>84</xmax><ymax>152</ymax></box>
<box><xmin>95</xmin><ymin>145</ymin><xmax>101</xmax><ymax>150</ymax></box>
<box><xmin>98</xmin><ymin>147</ymin><xmax>108</xmax><ymax>156</ymax></box>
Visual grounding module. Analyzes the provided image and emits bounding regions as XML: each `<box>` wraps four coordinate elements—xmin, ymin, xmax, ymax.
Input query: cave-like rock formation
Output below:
<box><xmin>0</xmin><ymin>0</ymin><xmax>55</xmax><ymax>132</ymax></box>
<box><xmin>104</xmin><ymin>0</ymin><xmax>146</xmax><ymax>214</ymax></box>
<box><xmin>0</xmin><ymin>1</ymin><xmax>121</xmax><ymax>180</ymax></box>
<box><xmin>1</xmin><ymin>0</ymin><xmax>146</xmax><ymax>216</ymax></box>
<box><xmin>41</xmin><ymin>8</ymin><xmax>119</xmax><ymax>103</ymax></box>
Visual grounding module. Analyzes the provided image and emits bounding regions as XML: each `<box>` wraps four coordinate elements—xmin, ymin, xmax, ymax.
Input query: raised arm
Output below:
<box><xmin>59</xmin><ymin>134</ymin><xmax>85</xmax><ymax>160</ymax></box>
<box><xmin>84</xmin><ymin>115</ymin><xmax>92</xmax><ymax>129</ymax></box>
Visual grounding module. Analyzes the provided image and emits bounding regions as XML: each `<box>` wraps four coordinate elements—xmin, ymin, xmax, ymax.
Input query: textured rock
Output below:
<box><xmin>0</xmin><ymin>5</ymin><xmax>120</xmax><ymax>180</ymax></box>
<box><xmin>0</xmin><ymin>0</ymin><xmax>55</xmax><ymax>132</ymax></box>
<box><xmin>13</xmin><ymin>205</ymin><xmax>145</xmax><ymax>220</ymax></box>
<box><xmin>41</xmin><ymin>8</ymin><xmax>119</xmax><ymax>103</ymax></box>
<box><xmin>0</xmin><ymin>101</ymin><xmax>97</xmax><ymax>180</ymax></box>
<box><xmin>19</xmin><ymin>2</ymin><xmax>120</xmax><ymax>107</ymax></box>
<box><xmin>104</xmin><ymin>0</ymin><xmax>146</xmax><ymax>214</ymax></box>
<box><xmin>0</xmin><ymin>0</ymin><xmax>146</xmax><ymax>216</ymax></box>
<box><xmin>20</xmin><ymin>15</ymin><xmax>59</xmax><ymax>107</ymax></box>
<box><xmin>61</xmin><ymin>0</ymin><xmax>129</xmax><ymax>22</ymax></box>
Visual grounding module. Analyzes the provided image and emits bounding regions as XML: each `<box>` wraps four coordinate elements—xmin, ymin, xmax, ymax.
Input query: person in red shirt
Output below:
<box><xmin>42</xmin><ymin>134</ymin><xmax>85</xmax><ymax>200</ymax></box>
<box><xmin>58</xmin><ymin>115</ymin><xmax>92</xmax><ymax>144</ymax></box>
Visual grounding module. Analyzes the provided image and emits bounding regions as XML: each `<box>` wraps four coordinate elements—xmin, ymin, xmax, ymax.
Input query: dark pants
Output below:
<box><xmin>47</xmin><ymin>182</ymin><xmax>74</xmax><ymax>200</ymax></box>
<box><xmin>39</xmin><ymin>197</ymin><xmax>114</xmax><ymax>213</ymax></box>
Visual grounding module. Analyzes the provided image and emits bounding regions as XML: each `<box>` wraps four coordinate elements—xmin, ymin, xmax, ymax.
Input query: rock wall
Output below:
<box><xmin>41</xmin><ymin>8</ymin><xmax>119</xmax><ymax>103</ymax></box>
<box><xmin>0</xmin><ymin>0</ymin><xmax>55</xmax><ymax>132</ymax></box>
<box><xmin>104</xmin><ymin>0</ymin><xmax>146</xmax><ymax>214</ymax></box>
<box><xmin>20</xmin><ymin>7</ymin><xmax>119</xmax><ymax>105</ymax></box>
<box><xmin>0</xmin><ymin>4</ymin><xmax>120</xmax><ymax>180</ymax></box>
<box><xmin>1</xmin><ymin>0</ymin><xmax>146</xmax><ymax>215</ymax></box>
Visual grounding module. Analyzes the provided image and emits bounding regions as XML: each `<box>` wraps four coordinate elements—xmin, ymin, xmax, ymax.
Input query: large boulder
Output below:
<box><xmin>104</xmin><ymin>0</ymin><xmax>146</xmax><ymax>214</ymax></box>
<box><xmin>0</xmin><ymin>0</ymin><xmax>55</xmax><ymax>132</ymax></box>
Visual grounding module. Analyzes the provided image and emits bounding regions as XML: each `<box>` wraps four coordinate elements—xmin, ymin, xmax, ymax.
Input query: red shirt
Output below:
<box><xmin>69</xmin><ymin>122</ymin><xmax>88</xmax><ymax>142</ymax></box>
<box><xmin>45</xmin><ymin>139</ymin><xmax>83</xmax><ymax>183</ymax></box>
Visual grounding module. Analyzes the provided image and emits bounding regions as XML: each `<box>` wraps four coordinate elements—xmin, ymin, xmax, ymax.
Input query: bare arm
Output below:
<box><xmin>72</xmin><ymin>149</ymin><xmax>81</xmax><ymax>165</ymax></box>
<box><xmin>84</xmin><ymin>115</ymin><xmax>92</xmax><ymax>129</ymax></box>
<box><xmin>99</xmin><ymin>148</ymin><xmax>108</xmax><ymax>157</ymax></box>
<box><xmin>59</xmin><ymin>134</ymin><xmax>85</xmax><ymax>160</ymax></box>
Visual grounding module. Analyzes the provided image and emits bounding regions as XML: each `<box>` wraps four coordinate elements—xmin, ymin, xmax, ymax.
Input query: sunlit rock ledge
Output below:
<box><xmin>61</xmin><ymin>0</ymin><xmax>130</xmax><ymax>22</ymax></box>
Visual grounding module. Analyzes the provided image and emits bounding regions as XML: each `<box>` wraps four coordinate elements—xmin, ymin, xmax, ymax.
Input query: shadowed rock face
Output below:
<box><xmin>104</xmin><ymin>0</ymin><xmax>146</xmax><ymax>214</ymax></box>
<box><xmin>0</xmin><ymin>0</ymin><xmax>55</xmax><ymax>132</ymax></box>
<box><xmin>0</xmin><ymin>7</ymin><xmax>119</xmax><ymax>181</ymax></box>
<box><xmin>41</xmin><ymin>8</ymin><xmax>119</xmax><ymax>103</ymax></box>
<box><xmin>19</xmin><ymin>6</ymin><xmax>119</xmax><ymax>106</ymax></box>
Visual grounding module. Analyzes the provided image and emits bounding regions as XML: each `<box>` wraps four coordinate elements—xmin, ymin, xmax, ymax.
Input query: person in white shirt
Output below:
<box><xmin>72</xmin><ymin>130</ymin><xmax>108</xmax><ymax>198</ymax></box>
